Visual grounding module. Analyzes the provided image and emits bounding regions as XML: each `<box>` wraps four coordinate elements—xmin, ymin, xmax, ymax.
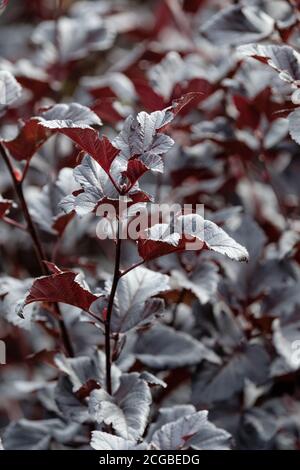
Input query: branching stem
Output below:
<box><xmin>0</xmin><ymin>143</ymin><xmax>74</xmax><ymax>357</ymax></box>
<box><xmin>120</xmin><ymin>259</ymin><xmax>145</xmax><ymax>278</ymax></box>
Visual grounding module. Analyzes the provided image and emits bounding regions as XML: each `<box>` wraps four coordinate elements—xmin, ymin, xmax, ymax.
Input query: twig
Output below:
<box><xmin>2</xmin><ymin>217</ymin><xmax>26</xmax><ymax>231</ymax></box>
<box><xmin>0</xmin><ymin>143</ymin><xmax>74</xmax><ymax>357</ymax></box>
<box><xmin>21</xmin><ymin>158</ymin><xmax>31</xmax><ymax>183</ymax></box>
<box><xmin>104</xmin><ymin>223</ymin><xmax>122</xmax><ymax>394</ymax></box>
<box><xmin>120</xmin><ymin>259</ymin><xmax>145</xmax><ymax>278</ymax></box>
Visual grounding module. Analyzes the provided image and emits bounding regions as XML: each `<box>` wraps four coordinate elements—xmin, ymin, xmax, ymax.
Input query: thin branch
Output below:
<box><xmin>14</xmin><ymin>180</ymin><xmax>49</xmax><ymax>273</ymax></box>
<box><xmin>21</xmin><ymin>158</ymin><xmax>31</xmax><ymax>183</ymax></box>
<box><xmin>2</xmin><ymin>217</ymin><xmax>26</xmax><ymax>231</ymax></box>
<box><xmin>108</xmin><ymin>172</ymin><xmax>121</xmax><ymax>194</ymax></box>
<box><xmin>86</xmin><ymin>310</ymin><xmax>104</xmax><ymax>324</ymax></box>
<box><xmin>0</xmin><ymin>143</ymin><xmax>74</xmax><ymax>357</ymax></box>
<box><xmin>104</xmin><ymin>223</ymin><xmax>122</xmax><ymax>395</ymax></box>
<box><xmin>121</xmin><ymin>245</ymin><xmax>187</xmax><ymax>279</ymax></box>
<box><xmin>120</xmin><ymin>259</ymin><xmax>145</xmax><ymax>278</ymax></box>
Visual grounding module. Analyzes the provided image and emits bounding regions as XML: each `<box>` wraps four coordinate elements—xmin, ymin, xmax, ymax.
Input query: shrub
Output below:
<box><xmin>0</xmin><ymin>0</ymin><xmax>299</xmax><ymax>451</ymax></box>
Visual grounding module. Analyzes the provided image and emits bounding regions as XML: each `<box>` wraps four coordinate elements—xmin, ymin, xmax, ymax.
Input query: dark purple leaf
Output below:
<box><xmin>22</xmin><ymin>268</ymin><xmax>99</xmax><ymax>313</ymax></box>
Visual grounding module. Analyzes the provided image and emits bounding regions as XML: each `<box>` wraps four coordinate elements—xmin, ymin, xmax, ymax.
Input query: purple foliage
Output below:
<box><xmin>0</xmin><ymin>0</ymin><xmax>299</xmax><ymax>451</ymax></box>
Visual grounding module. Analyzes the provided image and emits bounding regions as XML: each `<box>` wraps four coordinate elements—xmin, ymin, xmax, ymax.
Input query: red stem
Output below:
<box><xmin>104</xmin><ymin>224</ymin><xmax>122</xmax><ymax>394</ymax></box>
<box><xmin>2</xmin><ymin>217</ymin><xmax>26</xmax><ymax>231</ymax></box>
<box><xmin>120</xmin><ymin>259</ymin><xmax>145</xmax><ymax>278</ymax></box>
